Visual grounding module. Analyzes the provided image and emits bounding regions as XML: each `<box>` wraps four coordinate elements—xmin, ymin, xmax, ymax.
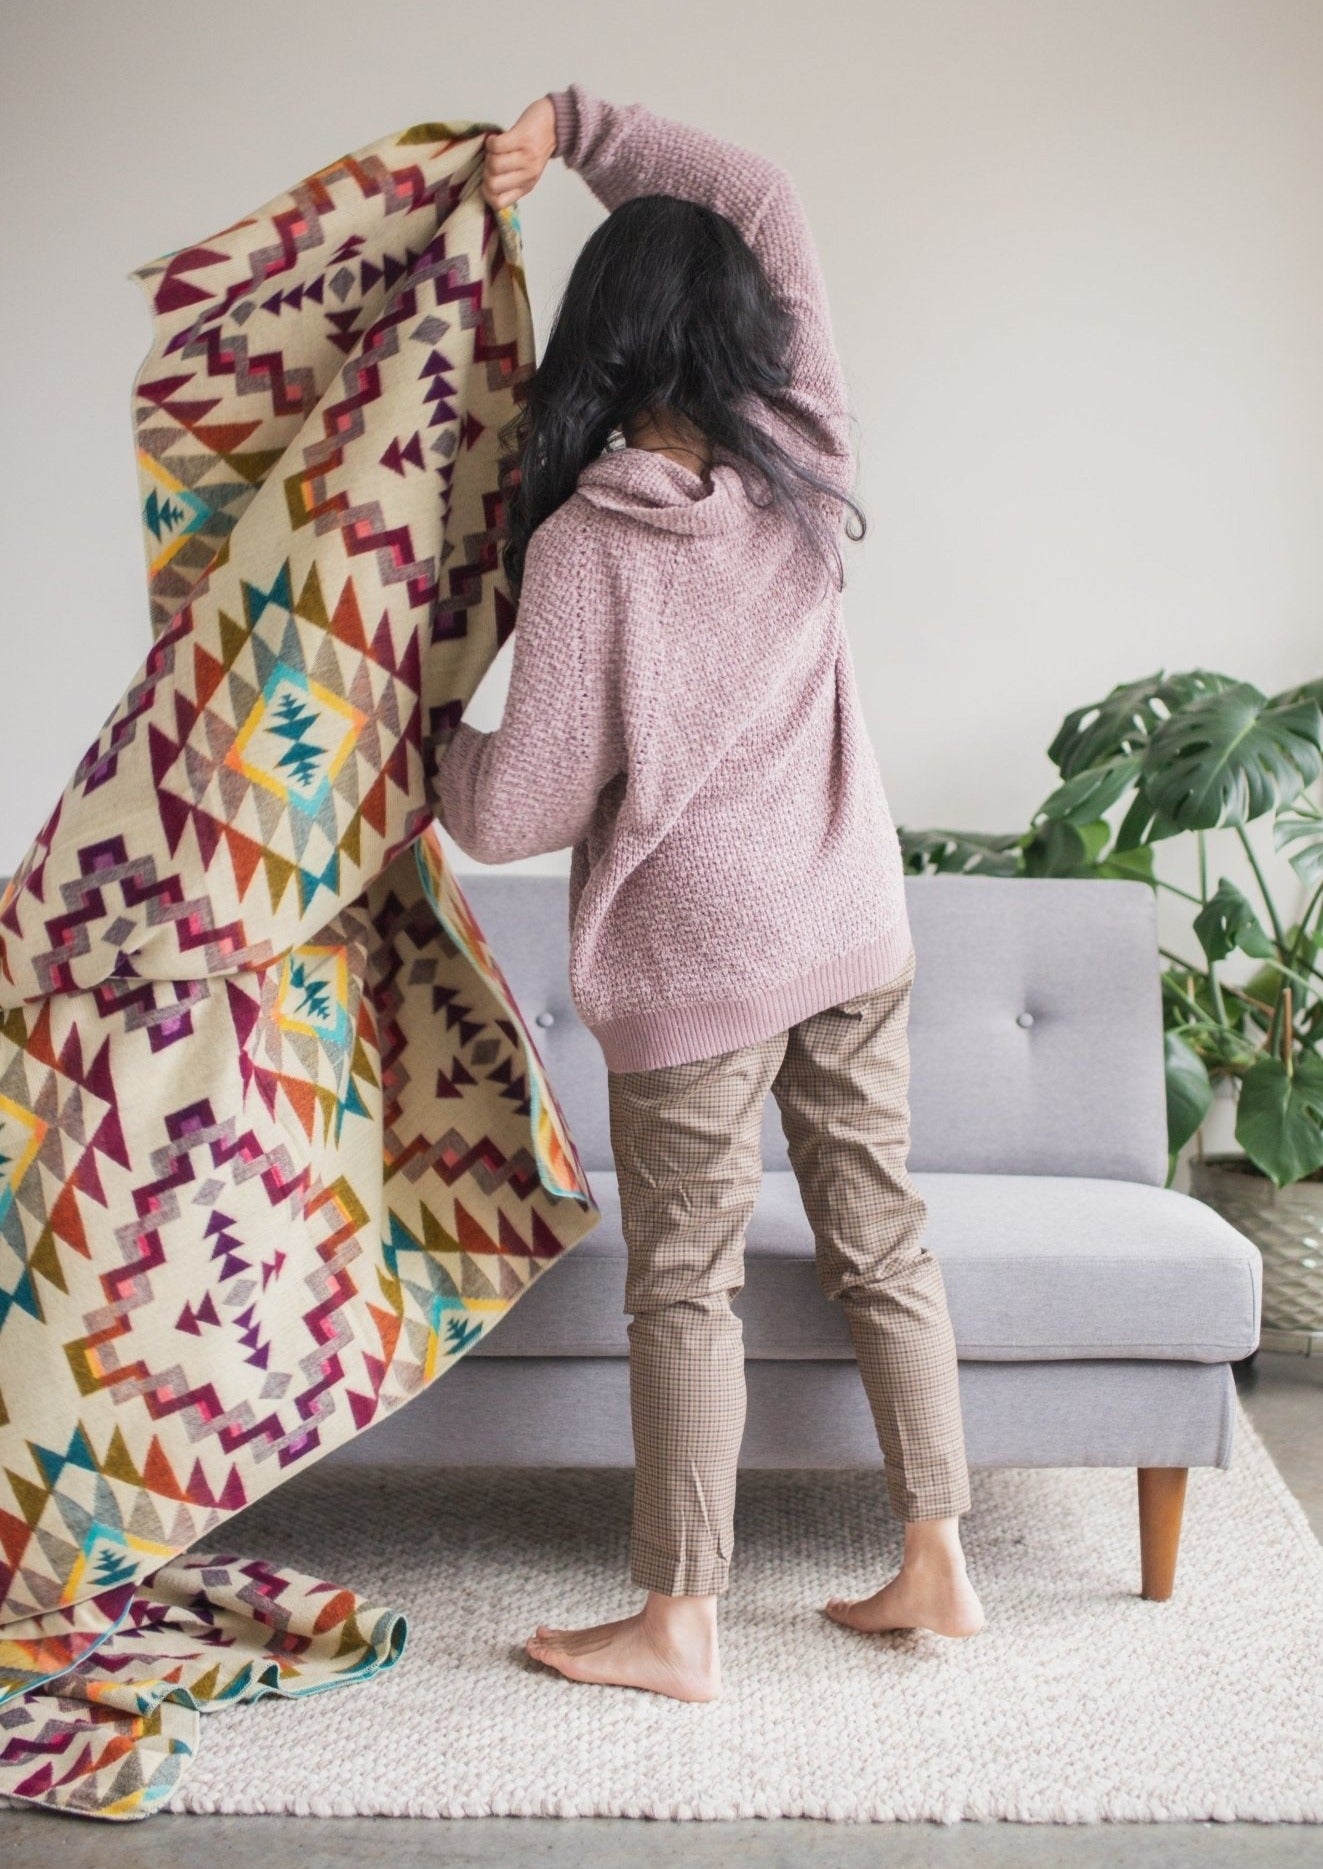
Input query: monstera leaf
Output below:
<box><xmin>1046</xmin><ymin>669</ymin><xmax>1238</xmax><ymax>779</ymax></box>
<box><xmin>898</xmin><ymin>827</ymin><xmax>1025</xmax><ymax>875</ymax></box>
<box><xmin>1016</xmin><ymin>817</ymin><xmax>1155</xmax><ymax>882</ymax></box>
<box><xmin>1111</xmin><ymin>786</ymin><xmax>1189</xmax><ymax>851</ymax></box>
<box><xmin>1141</xmin><ymin>682</ymin><xmax>1323</xmax><ymax>831</ymax></box>
<box><xmin>1164</xmin><ymin>1031</ymin><xmax>1214</xmax><ymax>1160</ymax></box>
<box><xmin>1193</xmin><ymin>878</ymin><xmax>1277</xmax><ymax>965</ymax></box>
<box><xmin>1275</xmin><ymin>794</ymin><xmax>1323</xmax><ymax>889</ymax></box>
<box><xmin>1035</xmin><ymin>753</ymin><xmax>1142</xmax><ymax>826</ymax></box>
<box><xmin>1021</xmin><ymin>818</ymin><xmax>1110</xmax><ymax>876</ymax></box>
<box><xmin>1235</xmin><ymin>1053</ymin><xmax>1323</xmax><ymax>1187</ymax></box>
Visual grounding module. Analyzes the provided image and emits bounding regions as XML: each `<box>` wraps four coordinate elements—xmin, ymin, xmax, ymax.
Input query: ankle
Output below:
<box><xmin>901</xmin><ymin>1516</ymin><xmax>967</xmax><ymax>1572</ymax></box>
<box><xmin>641</xmin><ymin>1590</ymin><xmax>719</xmax><ymax>1640</ymax></box>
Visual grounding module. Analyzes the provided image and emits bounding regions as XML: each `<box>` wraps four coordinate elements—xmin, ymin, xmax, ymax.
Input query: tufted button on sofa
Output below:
<box><xmin>326</xmin><ymin>873</ymin><xmax>1262</xmax><ymax>1601</ymax></box>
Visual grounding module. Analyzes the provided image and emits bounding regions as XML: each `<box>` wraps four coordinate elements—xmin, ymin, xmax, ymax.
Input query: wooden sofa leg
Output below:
<box><xmin>1137</xmin><ymin>1467</ymin><xmax>1188</xmax><ymax>1600</ymax></box>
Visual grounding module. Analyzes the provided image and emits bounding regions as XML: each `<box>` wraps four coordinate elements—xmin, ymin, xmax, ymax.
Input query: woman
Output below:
<box><xmin>433</xmin><ymin>83</ymin><xmax>985</xmax><ymax>1702</ymax></box>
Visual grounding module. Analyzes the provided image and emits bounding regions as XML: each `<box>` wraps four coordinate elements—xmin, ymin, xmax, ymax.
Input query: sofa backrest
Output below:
<box><xmin>458</xmin><ymin>872</ymin><xmax>1169</xmax><ymax>1186</ymax></box>
<box><xmin>0</xmin><ymin>868</ymin><xmax>1165</xmax><ymax>1185</ymax></box>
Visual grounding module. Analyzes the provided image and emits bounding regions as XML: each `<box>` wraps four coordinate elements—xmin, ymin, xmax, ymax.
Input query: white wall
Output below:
<box><xmin>3</xmin><ymin>1</ymin><xmax>1320</xmax><ymax>988</ymax></box>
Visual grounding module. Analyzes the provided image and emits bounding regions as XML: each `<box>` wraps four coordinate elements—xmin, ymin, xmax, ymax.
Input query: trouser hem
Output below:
<box><xmin>630</xmin><ymin>1535</ymin><xmax>731</xmax><ymax>1598</ymax></box>
<box><xmin>888</xmin><ymin>1475</ymin><xmax>974</xmax><ymax>1522</ymax></box>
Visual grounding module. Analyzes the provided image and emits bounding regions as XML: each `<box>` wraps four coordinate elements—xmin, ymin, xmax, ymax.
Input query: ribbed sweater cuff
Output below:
<box><xmin>547</xmin><ymin>87</ymin><xmax>578</xmax><ymax>164</ymax></box>
<box><xmin>431</xmin><ymin>721</ymin><xmax>486</xmax><ymax>858</ymax></box>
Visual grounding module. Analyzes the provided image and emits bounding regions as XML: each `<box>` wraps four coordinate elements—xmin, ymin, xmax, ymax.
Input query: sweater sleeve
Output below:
<box><xmin>430</xmin><ymin>518</ymin><xmax>624</xmax><ymax>864</ymax></box>
<box><xmin>547</xmin><ymin>83</ymin><xmax>855</xmax><ymax>487</ymax></box>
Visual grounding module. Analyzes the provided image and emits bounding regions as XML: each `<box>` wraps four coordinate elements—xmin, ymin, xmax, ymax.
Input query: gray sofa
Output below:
<box><xmin>327</xmin><ymin>872</ymin><xmax>1262</xmax><ymax>1600</ymax></box>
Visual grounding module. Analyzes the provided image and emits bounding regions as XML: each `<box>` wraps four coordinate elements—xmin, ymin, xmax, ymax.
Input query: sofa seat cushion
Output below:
<box><xmin>470</xmin><ymin>1170</ymin><xmax>1261</xmax><ymax>1364</ymax></box>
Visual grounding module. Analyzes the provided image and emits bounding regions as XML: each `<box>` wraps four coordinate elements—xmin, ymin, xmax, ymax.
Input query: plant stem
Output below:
<box><xmin>1263</xmin><ymin>871</ymin><xmax>1323</xmax><ymax>1056</ymax></box>
<box><xmin>1256</xmin><ymin>954</ymin><xmax>1322</xmax><ymax>998</ymax></box>
<box><xmin>1220</xmin><ymin>984</ymin><xmax>1278</xmax><ymax>1018</ymax></box>
<box><xmin>1235</xmin><ymin>823</ymin><xmax>1289</xmax><ymax>952</ymax></box>
<box><xmin>1207</xmin><ymin>966</ymin><xmax>1228</xmax><ymax>1026</ymax></box>
<box><xmin>1157</xmin><ymin>948</ymin><xmax>1274</xmax><ymax>1017</ymax></box>
<box><xmin>1149</xmin><ymin>876</ymin><xmax>1205</xmax><ymax>907</ymax></box>
<box><xmin>1159</xmin><ymin>964</ymin><xmax>1219</xmax><ymax>1025</ymax></box>
<box><xmin>1285</xmin><ymin>875</ymin><xmax>1323</xmax><ymax>977</ymax></box>
<box><xmin>1184</xmin><ymin>831</ymin><xmax>1232</xmax><ymax>1023</ymax></box>
<box><xmin>1165</xmin><ymin>1022</ymin><xmax>1261</xmax><ymax>1068</ymax></box>
<box><xmin>1282</xmin><ymin>983</ymin><xmax>1295</xmax><ymax>1076</ymax></box>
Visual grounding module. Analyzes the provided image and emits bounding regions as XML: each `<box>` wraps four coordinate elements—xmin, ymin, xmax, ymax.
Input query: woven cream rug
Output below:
<box><xmin>152</xmin><ymin>1399</ymin><xmax>1321</xmax><ymax>1824</ymax></box>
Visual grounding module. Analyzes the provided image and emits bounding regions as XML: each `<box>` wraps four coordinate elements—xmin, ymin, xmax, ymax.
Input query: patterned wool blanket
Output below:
<box><xmin>0</xmin><ymin>118</ymin><xmax>600</xmax><ymax>1821</ymax></box>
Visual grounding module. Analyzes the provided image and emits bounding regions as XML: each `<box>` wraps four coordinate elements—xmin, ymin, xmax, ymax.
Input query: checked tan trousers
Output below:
<box><xmin>607</xmin><ymin>949</ymin><xmax>972</xmax><ymax>1597</ymax></box>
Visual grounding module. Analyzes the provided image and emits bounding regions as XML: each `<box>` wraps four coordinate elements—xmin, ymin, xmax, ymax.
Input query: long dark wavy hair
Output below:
<box><xmin>497</xmin><ymin>193</ymin><xmax>867</xmax><ymax>599</ymax></box>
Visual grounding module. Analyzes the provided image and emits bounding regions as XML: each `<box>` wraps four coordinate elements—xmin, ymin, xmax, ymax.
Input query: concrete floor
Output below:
<box><xmin>3</xmin><ymin>1351</ymin><xmax>1319</xmax><ymax>1867</ymax></box>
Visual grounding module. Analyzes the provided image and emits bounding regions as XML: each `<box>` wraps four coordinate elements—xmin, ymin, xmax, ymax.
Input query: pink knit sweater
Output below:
<box><xmin>433</xmin><ymin>82</ymin><xmax>914</xmax><ymax>1072</ymax></box>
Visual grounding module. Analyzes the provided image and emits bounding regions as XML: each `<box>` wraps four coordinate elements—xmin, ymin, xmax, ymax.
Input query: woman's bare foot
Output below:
<box><xmin>526</xmin><ymin>1590</ymin><xmax>721</xmax><ymax>1701</ymax></box>
<box><xmin>825</xmin><ymin>1513</ymin><xmax>986</xmax><ymax>1638</ymax></box>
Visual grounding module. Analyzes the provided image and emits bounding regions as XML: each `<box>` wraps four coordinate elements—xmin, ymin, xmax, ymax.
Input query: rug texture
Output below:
<box><xmin>0</xmin><ymin>122</ymin><xmax>600</xmax><ymax>1821</ymax></box>
<box><xmin>130</xmin><ymin>1400</ymin><xmax>1323</xmax><ymax>1825</ymax></box>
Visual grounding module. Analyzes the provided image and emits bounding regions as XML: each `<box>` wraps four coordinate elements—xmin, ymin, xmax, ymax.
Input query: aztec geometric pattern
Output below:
<box><xmin>0</xmin><ymin>117</ymin><xmax>601</xmax><ymax>1821</ymax></box>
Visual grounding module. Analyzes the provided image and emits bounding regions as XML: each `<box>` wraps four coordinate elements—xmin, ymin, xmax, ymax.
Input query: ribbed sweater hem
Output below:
<box><xmin>586</xmin><ymin>915</ymin><xmax>916</xmax><ymax>1073</ymax></box>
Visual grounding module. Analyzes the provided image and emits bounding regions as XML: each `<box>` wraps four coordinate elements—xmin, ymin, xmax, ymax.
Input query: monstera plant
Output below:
<box><xmin>903</xmin><ymin>668</ymin><xmax>1323</xmax><ymax>1180</ymax></box>
<box><xmin>901</xmin><ymin>669</ymin><xmax>1323</xmax><ymax>1346</ymax></box>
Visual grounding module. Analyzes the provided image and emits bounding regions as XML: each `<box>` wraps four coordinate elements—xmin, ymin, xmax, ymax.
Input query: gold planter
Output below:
<box><xmin>1188</xmin><ymin>1153</ymin><xmax>1323</xmax><ymax>1355</ymax></box>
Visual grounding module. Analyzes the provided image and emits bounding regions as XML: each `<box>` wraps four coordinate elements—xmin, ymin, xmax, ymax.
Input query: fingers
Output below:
<box><xmin>482</xmin><ymin>169</ymin><xmax>534</xmax><ymax>210</ymax></box>
<box><xmin>484</xmin><ymin>148</ymin><xmax>532</xmax><ymax>189</ymax></box>
<box><xmin>481</xmin><ymin>142</ymin><xmax>541</xmax><ymax>210</ymax></box>
<box><xmin>484</xmin><ymin>136</ymin><xmax>529</xmax><ymax>171</ymax></box>
<box><xmin>481</xmin><ymin>109</ymin><xmax>553</xmax><ymax>210</ymax></box>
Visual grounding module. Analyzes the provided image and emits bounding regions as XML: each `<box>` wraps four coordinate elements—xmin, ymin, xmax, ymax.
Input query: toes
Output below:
<box><xmin>528</xmin><ymin>1640</ymin><xmax>584</xmax><ymax>1684</ymax></box>
<box><xmin>824</xmin><ymin>1597</ymin><xmax>873</xmax><ymax>1631</ymax></box>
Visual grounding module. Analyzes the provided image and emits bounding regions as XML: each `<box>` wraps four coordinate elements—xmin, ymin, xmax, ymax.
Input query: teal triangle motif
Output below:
<box><xmin>8</xmin><ymin>1266</ymin><xmax>45</xmax><ymax>1323</ymax></box>
<box><xmin>295</xmin><ymin>849</ymin><xmax>343</xmax><ymax>914</ymax></box>
<box><xmin>242</xmin><ymin>560</ymin><xmax>295</xmax><ymax>631</ymax></box>
<box><xmin>29</xmin><ymin>1439</ymin><xmax>67</xmax><ymax>1488</ymax></box>
<box><xmin>64</xmin><ymin>1424</ymin><xmax>101</xmax><ymax>1474</ymax></box>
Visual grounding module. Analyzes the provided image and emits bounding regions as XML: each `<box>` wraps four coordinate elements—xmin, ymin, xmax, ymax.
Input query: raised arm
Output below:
<box><xmin>547</xmin><ymin>83</ymin><xmax>855</xmax><ymax>484</ymax></box>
